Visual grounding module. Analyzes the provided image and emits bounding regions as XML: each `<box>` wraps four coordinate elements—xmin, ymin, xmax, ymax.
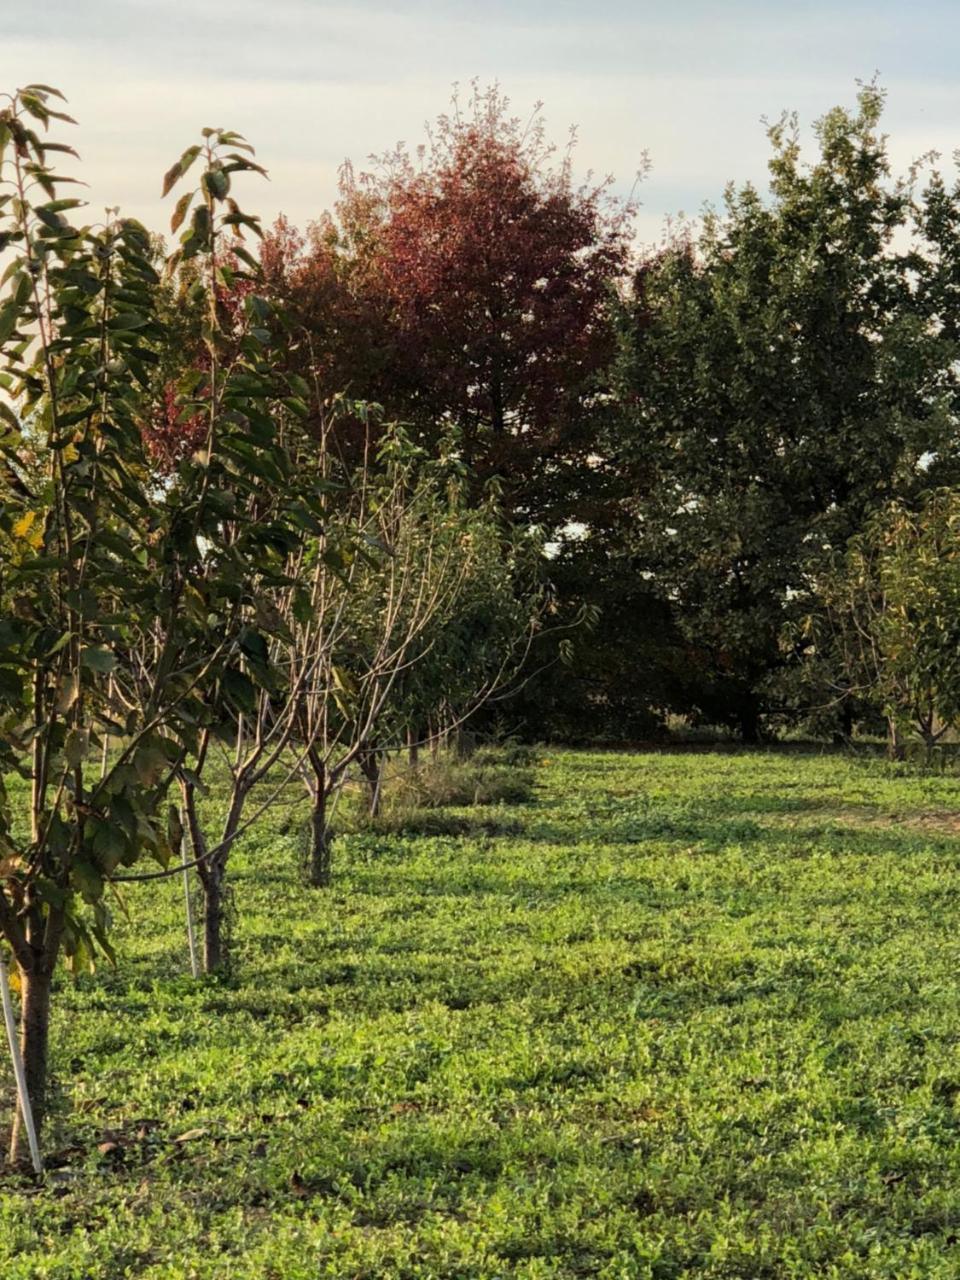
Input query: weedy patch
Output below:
<box><xmin>389</xmin><ymin>757</ymin><xmax>537</xmax><ymax>809</ymax></box>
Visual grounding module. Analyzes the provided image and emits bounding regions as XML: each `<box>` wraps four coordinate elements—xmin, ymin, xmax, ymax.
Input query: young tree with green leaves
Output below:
<box><xmin>0</xmin><ymin>85</ymin><xmax>187</xmax><ymax>1160</ymax></box>
<box><xmin>814</xmin><ymin>491</ymin><xmax>960</xmax><ymax>757</ymax></box>
<box><xmin>121</xmin><ymin>127</ymin><xmax>328</xmax><ymax>975</ymax></box>
<box><xmin>0</xmin><ymin>86</ymin><xmax>295</xmax><ymax>1158</ymax></box>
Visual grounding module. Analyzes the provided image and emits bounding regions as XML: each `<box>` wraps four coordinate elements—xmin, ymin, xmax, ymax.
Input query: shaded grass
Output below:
<box><xmin>4</xmin><ymin>748</ymin><xmax>960</xmax><ymax>1276</ymax></box>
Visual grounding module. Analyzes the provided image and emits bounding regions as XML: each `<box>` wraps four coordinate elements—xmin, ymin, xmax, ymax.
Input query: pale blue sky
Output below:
<box><xmin>5</xmin><ymin>1</ymin><xmax>960</xmax><ymax>245</ymax></box>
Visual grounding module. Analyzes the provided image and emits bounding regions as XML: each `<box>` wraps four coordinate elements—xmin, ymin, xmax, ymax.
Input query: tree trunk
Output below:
<box><xmin>840</xmin><ymin>701</ymin><xmax>854</xmax><ymax>743</ymax></box>
<box><xmin>369</xmin><ymin>760</ymin><xmax>384</xmax><ymax>819</ymax></box>
<box><xmin>9</xmin><ymin>960</ymin><xmax>53</xmax><ymax>1166</ymax></box>
<box><xmin>183</xmin><ymin>772</ymin><xmax>248</xmax><ymax>975</ymax></box>
<box><xmin>309</xmin><ymin>780</ymin><xmax>331</xmax><ymax>888</ymax></box>
<box><xmin>200</xmin><ymin>859</ymin><xmax>226</xmax><ymax>974</ymax></box>
<box><xmin>181</xmin><ymin>777</ymin><xmax>223</xmax><ymax>975</ymax></box>
<box><xmin>408</xmin><ymin>727</ymin><xmax>419</xmax><ymax>769</ymax></box>
<box><xmin>887</xmin><ymin>717</ymin><xmax>905</xmax><ymax>761</ymax></box>
<box><xmin>738</xmin><ymin>696</ymin><xmax>761</xmax><ymax>745</ymax></box>
<box><xmin>831</xmin><ymin>700</ymin><xmax>855</xmax><ymax>746</ymax></box>
<box><xmin>303</xmin><ymin>751</ymin><xmax>333</xmax><ymax>888</ymax></box>
<box><xmin>359</xmin><ymin>747</ymin><xmax>382</xmax><ymax>817</ymax></box>
<box><xmin>918</xmin><ymin>709</ymin><xmax>943</xmax><ymax>754</ymax></box>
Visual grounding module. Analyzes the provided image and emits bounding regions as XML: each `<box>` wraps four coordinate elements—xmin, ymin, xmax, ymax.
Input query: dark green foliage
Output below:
<box><xmin>601</xmin><ymin>84</ymin><xmax>955</xmax><ymax>739</ymax></box>
<box><xmin>812</xmin><ymin>489</ymin><xmax>960</xmax><ymax>752</ymax></box>
<box><xmin>505</xmin><ymin>540</ymin><xmax>688</xmax><ymax>743</ymax></box>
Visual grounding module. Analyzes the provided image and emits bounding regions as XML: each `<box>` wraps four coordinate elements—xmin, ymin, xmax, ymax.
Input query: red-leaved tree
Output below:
<box><xmin>262</xmin><ymin>83</ymin><xmax>638</xmax><ymax>527</ymax></box>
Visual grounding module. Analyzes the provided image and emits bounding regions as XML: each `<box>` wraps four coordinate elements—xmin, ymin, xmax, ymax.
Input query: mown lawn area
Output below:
<box><xmin>5</xmin><ymin>748</ymin><xmax>960</xmax><ymax>1278</ymax></box>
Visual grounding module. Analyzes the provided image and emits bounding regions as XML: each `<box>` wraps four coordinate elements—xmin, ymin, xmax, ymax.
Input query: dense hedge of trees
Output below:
<box><xmin>254</xmin><ymin>79</ymin><xmax>960</xmax><ymax>747</ymax></box>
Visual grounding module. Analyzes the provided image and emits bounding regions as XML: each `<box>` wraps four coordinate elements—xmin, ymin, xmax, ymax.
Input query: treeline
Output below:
<box><xmin>232</xmin><ymin>82</ymin><xmax>960</xmax><ymax>749</ymax></box>
<box><xmin>2</xmin><ymin>76</ymin><xmax>960</xmax><ymax>1164</ymax></box>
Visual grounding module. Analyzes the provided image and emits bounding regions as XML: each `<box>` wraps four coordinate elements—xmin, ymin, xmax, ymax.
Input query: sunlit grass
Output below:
<box><xmin>4</xmin><ymin>747</ymin><xmax>960</xmax><ymax>1277</ymax></box>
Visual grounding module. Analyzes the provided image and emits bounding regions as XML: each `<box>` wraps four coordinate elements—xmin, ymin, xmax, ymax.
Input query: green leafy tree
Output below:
<box><xmin>814</xmin><ymin>491</ymin><xmax>960</xmax><ymax>757</ymax></box>
<box><xmin>612</xmin><ymin>85</ymin><xmax>950</xmax><ymax>739</ymax></box>
<box><xmin>505</xmin><ymin>537</ymin><xmax>689</xmax><ymax>744</ymax></box>
<box><xmin>128</xmin><ymin>127</ymin><xmax>324</xmax><ymax>974</ymax></box>
<box><xmin>0</xmin><ymin>87</ymin><xmax>296</xmax><ymax>1157</ymax></box>
<box><xmin>0</xmin><ymin>86</ymin><xmax>193</xmax><ymax>1159</ymax></box>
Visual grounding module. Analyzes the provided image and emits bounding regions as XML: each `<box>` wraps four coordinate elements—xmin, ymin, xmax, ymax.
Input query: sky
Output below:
<box><xmin>4</xmin><ymin>1</ymin><xmax>960</xmax><ymax>248</ymax></box>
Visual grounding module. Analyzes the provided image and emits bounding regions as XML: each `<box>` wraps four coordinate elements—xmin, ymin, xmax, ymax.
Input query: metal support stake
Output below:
<box><xmin>181</xmin><ymin>815</ymin><xmax>199</xmax><ymax>980</ymax></box>
<box><xmin>0</xmin><ymin>957</ymin><xmax>42</xmax><ymax>1175</ymax></box>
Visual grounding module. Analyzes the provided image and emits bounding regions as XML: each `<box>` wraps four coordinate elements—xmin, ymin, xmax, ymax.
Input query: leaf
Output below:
<box><xmin>64</xmin><ymin>728</ymin><xmax>87</xmax><ymax>768</ymax></box>
<box><xmin>134</xmin><ymin>743</ymin><xmax>166</xmax><ymax>788</ymax></box>
<box><xmin>91</xmin><ymin>820</ymin><xmax>127</xmax><ymax>873</ymax></box>
<box><xmin>230</xmin><ymin>244</ymin><xmax>260</xmax><ymax>272</ymax></box>
<box><xmin>222</xmin><ymin>667</ymin><xmax>257</xmax><ymax>715</ymax></box>
<box><xmin>226</xmin><ymin>154</ymin><xmax>268</xmax><ymax>177</ymax></box>
<box><xmin>57</xmin><ymin>673</ymin><xmax>79</xmax><ymax>714</ymax></box>
<box><xmin>21</xmin><ymin>83</ymin><xmax>68</xmax><ymax>102</ymax></box>
<box><xmin>174</xmin><ymin>1128</ymin><xmax>207</xmax><ymax>1143</ymax></box>
<box><xmin>12</xmin><ymin>509</ymin><xmax>37</xmax><ymax>540</ymax></box>
<box><xmin>170</xmin><ymin>191</ymin><xmax>193</xmax><ymax>234</ymax></box>
<box><xmin>0</xmin><ymin>667</ymin><xmax>24</xmax><ymax>701</ymax></box>
<box><xmin>71</xmin><ymin>858</ymin><xmax>104</xmax><ymax>904</ymax></box>
<box><xmin>283</xmin><ymin>396</ymin><xmax>310</xmax><ymax>420</ymax></box>
<box><xmin>162</xmin><ymin>145</ymin><xmax>202</xmax><ymax>197</ymax></box>
<box><xmin>291</xmin><ymin>590</ymin><xmax>314</xmax><ymax>627</ymax></box>
<box><xmin>80</xmin><ymin>646</ymin><xmax>116</xmax><ymax>674</ymax></box>
<box><xmin>190</xmin><ymin>204</ymin><xmax>211</xmax><ymax>239</ymax></box>
<box><xmin>110</xmin><ymin>795</ymin><xmax>139</xmax><ymax>842</ymax></box>
<box><xmin>19</xmin><ymin>94</ymin><xmax>49</xmax><ymax>125</ymax></box>
<box><xmin>109</xmin><ymin>313</ymin><xmax>148</xmax><ymax>331</ymax></box>
<box><xmin>0</xmin><ymin>302</ymin><xmax>20</xmax><ymax>345</ymax></box>
<box><xmin>37</xmin><ymin>197</ymin><xmax>84</xmax><ymax>213</ymax></box>
<box><xmin>34</xmin><ymin>876</ymin><xmax>67</xmax><ymax>908</ymax></box>
<box><xmin>34</xmin><ymin>206</ymin><xmax>66</xmax><ymax>232</ymax></box>
<box><xmin>332</xmin><ymin>666</ymin><xmax>357</xmax><ymax>695</ymax></box>
<box><xmin>202</xmin><ymin>168</ymin><xmax>230</xmax><ymax>201</ymax></box>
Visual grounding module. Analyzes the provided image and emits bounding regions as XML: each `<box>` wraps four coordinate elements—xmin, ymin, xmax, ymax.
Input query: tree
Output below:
<box><xmin>814</xmin><ymin>491</ymin><xmax>960</xmax><ymax>757</ymax></box>
<box><xmin>611</xmin><ymin>84</ymin><xmax>951</xmax><ymax>739</ymax></box>
<box><xmin>0</xmin><ymin>86</ymin><xmax>196</xmax><ymax>1160</ymax></box>
<box><xmin>264</xmin><ymin>83</ymin><xmax>636</xmax><ymax>530</ymax></box>
<box><xmin>0</xmin><ymin>87</ymin><xmax>295</xmax><ymax>1157</ymax></box>
<box><xmin>128</xmin><ymin>129</ymin><xmax>325</xmax><ymax>974</ymax></box>
<box><xmin>386</xmin><ymin>507</ymin><xmax>542</xmax><ymax>766</ymax></box>
<box><xmin>284</xmin><ymin>416</ymin><xmax>540</xmax><ymax>886</ymax></box>
<box><xmin>503</xmin><ymin>537</ymin><xmax>689</xmax><ymax>744</ymax></box>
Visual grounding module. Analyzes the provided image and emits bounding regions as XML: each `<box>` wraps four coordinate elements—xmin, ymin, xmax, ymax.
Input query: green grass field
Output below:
<box><xmin>6</xmin><ymin>748</ymin><xmax>960</xmax><ymax>1278</ymax></box>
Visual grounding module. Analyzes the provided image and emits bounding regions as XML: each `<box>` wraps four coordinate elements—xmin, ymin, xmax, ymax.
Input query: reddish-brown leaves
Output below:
<box><xmin>262</xmin><ymin>84</ymin><xmax>637</xmax><ymax>522</ymax></box>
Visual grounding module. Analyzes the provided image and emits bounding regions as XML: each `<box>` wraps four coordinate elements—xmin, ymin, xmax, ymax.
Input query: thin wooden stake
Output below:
<box><xmin>0</xmin><ymin>957</ymin><xmax>43</xmax><ymax>1175</ymax></box>
<box><xmin>181</xmin><ymin>816</ymin><xmax>199</xmax><ymax>980</ymax></box>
